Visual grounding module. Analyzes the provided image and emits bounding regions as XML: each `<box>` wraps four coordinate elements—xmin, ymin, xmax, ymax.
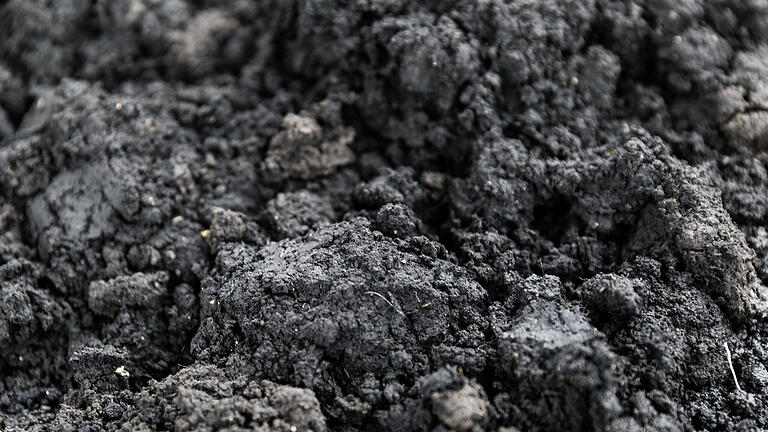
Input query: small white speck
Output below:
<box><xmin>115</xmin><ymin>365</ymin><xmax>130</xmax><ymax>378</ymax></box>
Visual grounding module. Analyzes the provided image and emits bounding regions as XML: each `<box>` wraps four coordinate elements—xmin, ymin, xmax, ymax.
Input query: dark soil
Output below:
<box><xmin>2</xmin><ymin>1</ymin><xmax>768</xmax><ymax>431</ymax></box>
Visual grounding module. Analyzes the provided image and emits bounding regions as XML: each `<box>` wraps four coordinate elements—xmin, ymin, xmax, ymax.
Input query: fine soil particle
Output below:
<box><xmin>3</xmin><ymin>1</ymin><xmax>768</xmax><ymax>431</ymax></box>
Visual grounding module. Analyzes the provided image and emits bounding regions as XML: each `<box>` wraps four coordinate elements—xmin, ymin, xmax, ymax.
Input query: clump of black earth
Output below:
<box><xmin>3</xmin><ymin>1</ymin><xmax>768</xmax><ymax>431</ymax></box>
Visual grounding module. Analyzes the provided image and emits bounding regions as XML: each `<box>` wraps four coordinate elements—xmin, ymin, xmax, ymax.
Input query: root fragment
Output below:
<box><xmin>724</xmin><ymin>342</ymin><xmax>742</xmax><ymax>392</ymax></box>
<box><xmin>365</xmin><ymin>291</ymin><xmax>405</xmax><ymax>316</ymax></box>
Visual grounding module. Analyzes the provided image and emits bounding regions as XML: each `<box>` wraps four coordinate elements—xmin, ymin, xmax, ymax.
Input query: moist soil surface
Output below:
<box><xmin>3</xmin><ymin>1</ymin><xmax>768</xmax><ymax>431</ymax></box>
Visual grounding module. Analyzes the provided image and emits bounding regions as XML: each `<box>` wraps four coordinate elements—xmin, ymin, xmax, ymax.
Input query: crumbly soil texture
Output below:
<box><xmin>4</xmin><ymin>1</ymin><xmax>768</xmax><ymax>431</ymax></box>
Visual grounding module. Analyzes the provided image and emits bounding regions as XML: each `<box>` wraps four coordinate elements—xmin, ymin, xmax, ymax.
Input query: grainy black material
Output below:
<box><xmin>2</xmin><ymin>1</ymin><xmax>768</xmax><ymax>431</ymax></box>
